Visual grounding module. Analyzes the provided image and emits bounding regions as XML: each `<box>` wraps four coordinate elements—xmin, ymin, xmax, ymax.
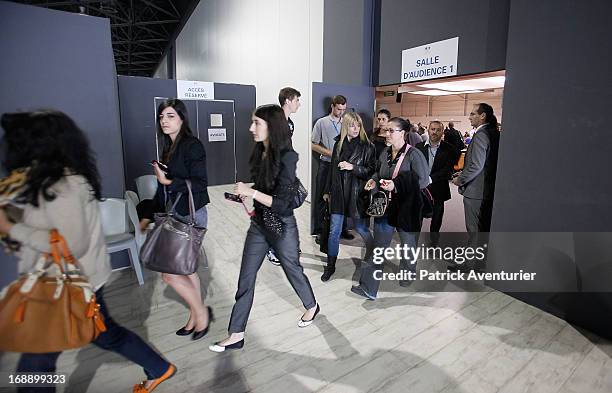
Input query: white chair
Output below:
<box><xmin>99</xmin><ymin>198</ymin><xmax>144</xmax><ymax>286</ymax></box>
<box><xmin>124</xmin><ymin>191</ymin><xmax>145</xmax><ymax>250</ymax></box>
<box><xmin>135</xmin><ymin>175</ymin><xmax>158</xmax><ymax>201</ymax></box>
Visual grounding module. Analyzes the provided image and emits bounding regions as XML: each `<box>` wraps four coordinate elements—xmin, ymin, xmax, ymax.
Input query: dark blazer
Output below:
<box><xmin>155</xmin><ymin>134</ymin><xmax>210</xmax><ymax>216</ymax></box>
<box><xmin>253</xmin><ymin>149</ymin><xmax>299</xmax><ymax>217</ymax></box>
<box><xmin>324</xmin><ymin>136</ymin><xmax>376</xmax><ymax>218</ymax></box>
<box><xmin>416</xmin><ymin>140</ymin><xmax>456</xmax><ymax>202</ymax></box>
<box><xmin>444</xmin><ymin>127</ymin><xmax>465</xmax><ymax>155</ymax></box>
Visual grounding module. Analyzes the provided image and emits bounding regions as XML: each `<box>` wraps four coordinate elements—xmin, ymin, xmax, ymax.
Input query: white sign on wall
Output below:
<box><xmin>401</xmin><ymin>37</ymin><xmax>459</xmax><ymax>83</ymax></box>
<box><xmin>177</xmin><ymin>80</ymin><xmax>215</xmax><ymax>100</ymax></box>
<box><xmin>208</xmin><ymin>128</ymin><xmax>226</xmax><ymax>142</ymax></box>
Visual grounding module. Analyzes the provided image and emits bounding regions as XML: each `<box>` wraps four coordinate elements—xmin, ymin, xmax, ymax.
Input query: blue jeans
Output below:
<box><xmin>327</xmin><ymin>214</ymin><xmax>373</xmax><ymax>257</ymax></box>
<box><xmin>358</xmin><ymin>217</ymin><xmax>419</xmax><ymax>298</ymax></box>
<box><xmin>175</xmin><ymin>206</ymin><xmax>208</xmax><ymax>228</ymax></box>
<box><xmin>16</xmin><ymin>287</ymin><xmax>170</xmax><ymax>392</ymax></box>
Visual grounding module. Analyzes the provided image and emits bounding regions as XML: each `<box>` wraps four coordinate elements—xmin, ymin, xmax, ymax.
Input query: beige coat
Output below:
<box><xmin>9</xmin><ymin>175</ymin><xmax>111</xmax><ymax>290</ymax></box>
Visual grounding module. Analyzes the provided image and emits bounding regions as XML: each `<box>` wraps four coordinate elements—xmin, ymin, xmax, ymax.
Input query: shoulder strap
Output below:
<box><xmin>391</xmin><ymin>145</ymin><xmax>411</xmax><ymax>179</ymax></box>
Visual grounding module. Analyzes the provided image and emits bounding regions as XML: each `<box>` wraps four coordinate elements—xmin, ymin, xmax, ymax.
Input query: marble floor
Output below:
<box><xmin>1</xmin><ymin>184</ymin><xmax>611</xmax><ymax>393</ymax></box>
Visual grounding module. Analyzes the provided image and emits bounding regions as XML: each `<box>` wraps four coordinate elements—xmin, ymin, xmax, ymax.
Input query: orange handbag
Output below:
<box><xmin>0</xmin><ymin>229</ymin><xmax>106</xmax><ymax>353</ymax></box>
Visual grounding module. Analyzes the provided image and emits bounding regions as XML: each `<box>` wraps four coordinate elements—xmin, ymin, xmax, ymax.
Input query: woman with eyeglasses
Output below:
<box><xmin>351</xmin><ymin>117</ymin><xmax>430</xmax><ymax>300</ymax></box>
<box><xmin>321</xmin><ymin>112</ymin><xmax>376</xmax><ymax>281</ymax></box>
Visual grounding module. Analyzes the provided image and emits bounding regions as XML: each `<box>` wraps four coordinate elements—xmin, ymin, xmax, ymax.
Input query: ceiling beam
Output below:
<box><xmin>112</xmin><ymin>19</ymin><xmax>179</xmax><ymax>28</ymax></box>
<box><xmin>140</xmin><ymin>0</ymin><xmax>179</xmax><ymax>19</ymax></box>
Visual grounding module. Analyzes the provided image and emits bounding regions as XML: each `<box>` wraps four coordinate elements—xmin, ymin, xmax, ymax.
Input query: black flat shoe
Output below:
<box><xmin>209</xmin><ymin>339</ymin><xmax>245</xmax><ymax>353</ymax></box>
<box><xmin>192</xmin><ymin>306</ymin><xmax>215</xmax><ymax>341</ymax></box>
<box><xmin>176</xmin><ymin>326</ymin><xmax>194</xmax><ymax>336</ymax></box>
<box><xmin>297</xmin><ymin>304</ymin><xmax>320</xmax><ymax>328</ymax></box>
<box><xmin>340</xmin><ymin>231</ymin><xmax>355</xmax><ymax>240</ymax></box>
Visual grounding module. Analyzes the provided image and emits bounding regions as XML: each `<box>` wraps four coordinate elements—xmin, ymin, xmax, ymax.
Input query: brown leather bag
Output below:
<box><xmin>0</xmin><ymin>229</ymin><xmax>106</xmax><ymax>353</ymax></box>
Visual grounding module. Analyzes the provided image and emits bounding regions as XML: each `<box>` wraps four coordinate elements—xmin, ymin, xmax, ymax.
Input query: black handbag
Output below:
<box><xmin>319</xmin><ymin>201</ymin><xmax>331</xmax><ymax>254</ymax></box>
<box><xmin>277</xmin><ymin>177</ymin><xmax>307</xmax><ymax>209</ymax></box>
<box><xmin>140</xmin><ymin>180</ymin><xmax>206</xmax><ymax>275</ymax></box>
<box><xmin>421</xmin><ymin>188</ymin><xmax>435</xmax><ymax>219</ymax></box>
<box><xmin>256</xmin><ymin>177</ymin><xmax>307</xmax><ymax>238</ymax></box>
<box><xmin>366</xmin><ymin>149</ymin><xmax>408</xmax><ymax>217</ymax></box>
<box><xmin>366</xmin><ymin>190</ymin><xmax>390</xmax><ymax>217</ymax></box>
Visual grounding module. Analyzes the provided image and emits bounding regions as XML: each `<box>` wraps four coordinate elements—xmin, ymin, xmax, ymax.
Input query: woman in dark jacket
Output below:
<box><xmin>351</xmin><ymin>117</ymin><xmax>430</xmax><ymax>300</ymax></box>
<box><xmin>151</xmin><ymin>99</ymin><xmax>212</xmax><ymax>341</ymax></box>
<box><xmin>209</xmin><ymin>104</ymin><xmax>318</xmax><ymax>353</ymax></box>
<box><xmin>321</xmin><ymin>112</ymin><xmax>375</xmax><ymax>281</ymax></box>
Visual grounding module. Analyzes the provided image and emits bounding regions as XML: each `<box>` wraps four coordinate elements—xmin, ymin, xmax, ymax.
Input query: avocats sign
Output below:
<box><xmin>401</xmin><ymin>37</ymin><xmax>459</xmax><ymax>83</ymax></box>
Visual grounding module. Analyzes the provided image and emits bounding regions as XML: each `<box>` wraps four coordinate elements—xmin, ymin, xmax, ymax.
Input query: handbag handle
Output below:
<box><xmin>164</xmin><ymin>180</ymin><xmax>199</xmax><ymax>225</ymax></box>
<box><xmin>185</xmin><ymin>179</ymin><xmax>198</xmax><ymax>224</ymax></box>
<box><xmin>43</xmin><ymin>229</ymin><xmax>77</xmax><ymax>274</ymax></box>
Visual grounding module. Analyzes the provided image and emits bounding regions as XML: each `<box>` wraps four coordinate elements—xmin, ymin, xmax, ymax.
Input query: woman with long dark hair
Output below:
<box><xmin>352</xmin><ymin>117</ymin><xmax>430</xmax><ymax>300</ymax></box>
<box><xmin>321</xmin><ymin>112</ymin><xmax>376</xmax><ymax>281</ymax></box>
<box><xmin>0</xmin><ymin>110</ymin><xmax>176</xmax><ymax>393</ymax></box>
<box><xmin>151</xmin><ymin>99</ymin><xmax>212</xmax><ymax>340</ymax></box>
<box><xmin>209</xmin><ymin>104</ymin><xmax>319</xmax><ymax>352</ymax></box>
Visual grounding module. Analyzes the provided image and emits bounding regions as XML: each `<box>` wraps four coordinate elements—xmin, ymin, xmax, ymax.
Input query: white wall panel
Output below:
<box><xmin>175</xmin><ymin>0</ymin><xmax>324</xmax><ymax>193</ymax></box>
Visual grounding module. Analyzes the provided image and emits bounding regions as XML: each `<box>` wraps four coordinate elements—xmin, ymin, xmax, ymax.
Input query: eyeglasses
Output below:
<box><xmin>382</xmin><ymin>128</ymin><xmax>403</xmax><ymax>134</ymax></box>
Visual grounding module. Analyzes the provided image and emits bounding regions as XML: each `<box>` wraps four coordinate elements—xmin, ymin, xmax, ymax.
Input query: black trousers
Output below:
<box><xmin>430</xmin><ymin>200</ymin><xmax>445</xmax><ymax>233</ymax></box>
<box><xmin>228</xmin><ymin>215</ymin><xmax>317</xmax><ymax>333</ymax></box>
<box><xmin>314</xmin><ymin>161</ymin><xmax>330</xmax><ymax>235</ymax></box>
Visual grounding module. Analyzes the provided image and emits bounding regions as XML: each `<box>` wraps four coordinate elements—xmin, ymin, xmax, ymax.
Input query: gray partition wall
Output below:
<box><xmin>117</xmin><ymin>76</ymin><xmax>256</xmax><ymax>192</ymax></box>
<box><xmin>490</xmin><ymin>0</ymin><xmax>612</xmax><ymax>338</ymax></box>
<box><xmin>376</xmin><ymin>0</ymin><xmax>510</xmax><ymax>85</ymax></box>
<box><xmin>0</xmin><ymin>2</ymin><xmax>125</xmax><ymax>288</ymax></box>
<box><xmin>0</xmin><ymin>2</ymin><xmax>124</xmax><ymax>197</ymax></box>
<box><xmin>310</xmin><ymin>82</ymin><xmax>375</xmax><ymax>234</ymax></box>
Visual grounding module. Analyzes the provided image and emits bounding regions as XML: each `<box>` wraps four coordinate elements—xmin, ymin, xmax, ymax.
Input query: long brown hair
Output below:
<box><xmin>156</xmin><ymin>99</ymin><xmax>194</xmax><ymax>162</ymax></box>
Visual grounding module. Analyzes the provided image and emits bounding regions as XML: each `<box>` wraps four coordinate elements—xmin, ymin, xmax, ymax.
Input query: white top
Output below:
<box><xmin>9</xmin><ymin>174</ymin><xmax>112</xmax><ymax>291</ymax></box>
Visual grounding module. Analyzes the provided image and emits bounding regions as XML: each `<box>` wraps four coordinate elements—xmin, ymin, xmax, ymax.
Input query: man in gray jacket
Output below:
<box><xmin>452</xmin><ymin>103</ymin><xmax>500</xmax><ymax>232</ymax></box>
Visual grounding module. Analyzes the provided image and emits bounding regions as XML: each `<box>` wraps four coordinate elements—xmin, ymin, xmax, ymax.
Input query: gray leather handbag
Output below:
<box><xmin>140</xmin><ymin>180</ymin><xmax>207</xmax><ymax>275</ymax></box>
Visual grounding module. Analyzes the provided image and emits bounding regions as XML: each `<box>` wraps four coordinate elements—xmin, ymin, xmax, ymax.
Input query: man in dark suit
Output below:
<box><xmin>452</xmin><ymin>103</ymin><xmax>500</xmax><ymax>232</ymax></box>
<box><xmin>416</xmin><ymin>121</ymin><xmax>458</xmax><ymax>243</ymax></box>
<box><xmin>444</xmin><ymin>121</ymin><xmax>465</xmax><ymax>159</ymax></box>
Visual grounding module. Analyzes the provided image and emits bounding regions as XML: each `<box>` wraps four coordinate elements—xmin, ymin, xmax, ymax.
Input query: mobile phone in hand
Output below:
<box><xmin>224</xmin><ymin>192</ymin><xmax>243</xmax><ymax>203</ymax></box>
<box><xmin>151</xmin><ymin>160</ymin><xmax>168</xmax><ymax>169</ymax></box>
<box><xmin>150</xmin><ymin>160</ymin><xmax>168</xmax><ymax>174</ymax></box>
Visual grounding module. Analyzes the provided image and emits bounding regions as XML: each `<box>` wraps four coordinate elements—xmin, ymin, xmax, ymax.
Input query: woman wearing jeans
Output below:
<box><xmin>352</xmin><ymin>117</ymin><xmax>430</xmax><ymax>300</ymax></box>
<box><xmin>321</xmin><ymin>112</ymin><xmax>376</xmax><ymax>281</ymax></box>
<box><xmin>209</xmin><ymin>104</ymin><xmax>319</xmax><ymax>352</ymax></box>
<box><xmin>0</xmin><ymin>110</ymin><xmax>175</xmax><ymax>393</ymax></box>
<box><xmin>151</xmin><ymin>99</ymin><xmax>212</xmax><ymax>341</ymax></box>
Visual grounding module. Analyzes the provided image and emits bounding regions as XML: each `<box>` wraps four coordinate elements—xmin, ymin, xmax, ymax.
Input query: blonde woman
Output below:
<box><xmin>321</xmin><ymin>112</ymin><xmax>376</xmax><ymax>281</ymax></box>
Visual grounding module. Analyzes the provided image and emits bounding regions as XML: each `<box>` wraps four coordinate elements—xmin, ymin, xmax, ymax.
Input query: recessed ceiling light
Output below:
<box><xmin>407</xmin><ymin>89</ymin><xmax>484</xmax><ymax>96</ymax></box>
<box><xmin>418</xmin><ymin>76</ymin><xmax>505</xmax><ymax>91</ymax></box>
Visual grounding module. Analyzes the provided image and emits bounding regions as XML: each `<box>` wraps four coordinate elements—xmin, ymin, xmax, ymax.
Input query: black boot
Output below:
<box><xmin>321</xmin><ymin>256</ymin><xmax>337</xmax><ymax>282</ymax></box>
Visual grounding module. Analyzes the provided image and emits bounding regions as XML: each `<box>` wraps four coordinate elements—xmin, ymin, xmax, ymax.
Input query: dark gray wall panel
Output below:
<box><xmin>0</xmin><ymin>2</ymin><xmax>124</xmax><ymax>197</ymax></box>
<box><xmin>323</xmin><ymin>0</ymin><xmax>372</xmax><ymax>86</ymax></box>
<box><xmin>118</xmin><ymin>77</ymin><xmax>256</xmax><ymax>189</ymax></box>
<box><xmin>377</xmin><ymin>0</ymin><xmax>510</xmax><ymax>85</ymax></box>
<box><xmin>214</xmin><ymin>83</ymin><xmax>256</xmax><ymax>182</ymax></box>
<box><xmin>310</xmin><ymin>82</ymin><xmax>375</xmax><ymax>233</ymax></box>
<box><xmin>118</xmin><ymin>76</ymin><xmax>177</xmax><ymax>191</ymax></box>
<box><xmin>0</xmin><ymin>2</ymin><xmax>124</xmax><ymax>288</ymax></box>
<box><xmin>491</xmin><ymin>0</ymin><xmax>612</xmax><ymax>338</ymax></box>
